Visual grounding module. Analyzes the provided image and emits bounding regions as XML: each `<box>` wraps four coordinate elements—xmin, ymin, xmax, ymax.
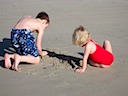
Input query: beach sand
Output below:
<box><xmin>0</xmin><ymin>0</ymin><xmax>128</xmax><ymax>96</ymax></box>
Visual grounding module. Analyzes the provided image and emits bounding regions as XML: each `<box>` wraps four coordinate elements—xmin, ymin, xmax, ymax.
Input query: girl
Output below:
<box><xmin>72</xmin><ymin>26</ymin><xmax>114</xmax><ymax>73</ymax></box>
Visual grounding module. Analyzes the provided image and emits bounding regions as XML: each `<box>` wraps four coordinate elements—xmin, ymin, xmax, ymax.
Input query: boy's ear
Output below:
<box><xmin>42</xmin><ymin>20</ymin><xmax>47</xmax><ymax>24</ymax></box>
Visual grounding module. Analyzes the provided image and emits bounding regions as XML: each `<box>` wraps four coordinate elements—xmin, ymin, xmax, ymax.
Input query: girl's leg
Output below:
<box><xmin>89</xmin><ymin>59</ymin><xmax>110</xmax><ymax>68</ymax></box>
<box><xmin>89</xmin><ymin>59</ymin><xmax>101</xmax><ymax>68</ymax></box>
<box><xmin>89</xmin><ymin>40</ymin><xmax>113</xmax><ymax>68</ymax></box>
<box><xmin>102</xmin><ymin>40</ymin><xmax>113</xmax><ymax>67</ymax></box>
<box><xmin>12</xmin><ymin>54</ymin><xmax>40</xmax><ymax>71</ymax></box>
<box><xmin>103</xmin><ymin>40</ymin><xmax>113</xmax><ymax>54</ymax></box>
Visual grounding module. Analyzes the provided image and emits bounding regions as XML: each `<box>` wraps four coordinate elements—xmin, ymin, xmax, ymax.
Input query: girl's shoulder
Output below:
<box><xmin>87</xmin><ymin>40</ymin><xmax>96</xmax><ymax>45</ymax></box>
<box><xmin>86</xmin><ymin>40</ymin><xmax>97</xmax><ymax>54</ymax></box>
<box><xmin>82</xmin><ymin>40</ymin><xmax>95</xmax><ymax>47</ymax></box>
<box><xmin>85</xmin><ymin>40</ymin><xmax>95</xmax><ymax>48</ymax></box>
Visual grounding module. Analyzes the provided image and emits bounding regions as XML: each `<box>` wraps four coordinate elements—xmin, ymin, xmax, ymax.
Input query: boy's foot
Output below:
<box><xmin>11</xmin><ymin>64</ymin><xmax>18</xmax><ymax>71</ymax></box>
<box><xmin>11</xmin><ymin>54</ymin><xmax>20</xmax><ymax>71</ymax></box>
<box><xmin>4</xmin><ymin>53</ymin><xmax>12</xmax><ymax>69</ymax></box>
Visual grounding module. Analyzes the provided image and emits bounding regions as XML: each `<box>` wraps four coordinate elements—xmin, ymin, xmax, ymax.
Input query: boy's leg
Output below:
<box><xmin>4</xmin><ymin>53</ymin><xmax>15</xmax><ymax>68</ymax></box>
<box><xmin>12</xmin><ymin>54</ymin><xmax>40</xmax><ymax>71</ymax></box>
<box><xmin>103</xmin><ymin>40</ymin><xmax>113</xmax><ymax>54</ymax></box>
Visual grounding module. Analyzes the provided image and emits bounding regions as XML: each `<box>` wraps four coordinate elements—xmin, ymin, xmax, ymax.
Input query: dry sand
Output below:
<box><xmin>0</xmin><ymin>0</ymin><xmax>128</xmax><ymax>96</ymax></box>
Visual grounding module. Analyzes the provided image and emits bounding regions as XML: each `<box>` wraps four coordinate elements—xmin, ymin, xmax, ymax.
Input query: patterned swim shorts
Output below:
<box><xmin>11</xmin><ymin>29</ymin><xmax>39</xmax><ymax>57</ymax></box>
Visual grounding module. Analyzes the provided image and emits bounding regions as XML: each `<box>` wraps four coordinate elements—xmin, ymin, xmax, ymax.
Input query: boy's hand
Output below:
<box><xmin>41</xmin><ymin>51</ymin><xmax>48</xmax><ymax>56</ymax></box>
<box><xmin>40</xmin><ymin>51</ymin><xmax>48</xmax><ymax>59</ymax></box>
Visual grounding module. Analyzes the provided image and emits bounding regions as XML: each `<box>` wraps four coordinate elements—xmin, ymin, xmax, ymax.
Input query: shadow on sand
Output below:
<box><xmin>0</xmin><ymin>38</ymin><xmax>83</xmax><ymax>69</ymax></box>
<box><xmin>44</xmin><ymin>49</ymin><xmax>82</xmax><ymax>69</ymax></box>
<box><xmin>0</xmin><ymin>38</ymin><xmax>15</xmax><ymax>68</ymax></box>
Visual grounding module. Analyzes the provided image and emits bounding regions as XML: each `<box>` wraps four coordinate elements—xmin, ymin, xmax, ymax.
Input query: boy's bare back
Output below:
<box><xmin>14</xmin><ymin>16</ymin><xmax>42</xmax><ymax>32</ymax></box>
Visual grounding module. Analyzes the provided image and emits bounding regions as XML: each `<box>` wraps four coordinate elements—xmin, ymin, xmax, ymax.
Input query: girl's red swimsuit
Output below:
<box><xmin>88</xmin><ymin>40</ymin><xmax>114</xmax><ymax>65</ymax></box>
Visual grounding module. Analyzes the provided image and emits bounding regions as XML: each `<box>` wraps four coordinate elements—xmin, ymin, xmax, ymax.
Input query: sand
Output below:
<box><xmin>0</xmin><ymin>0</ymin><xmax>128</xmax><ymax>96</ymax></box>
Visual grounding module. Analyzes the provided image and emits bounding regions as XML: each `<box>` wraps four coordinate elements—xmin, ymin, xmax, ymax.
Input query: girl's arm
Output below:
<box><xmin>75</xmin><ymin>43</ymin><xmax>92</xmax><ymax>73</ymax></box>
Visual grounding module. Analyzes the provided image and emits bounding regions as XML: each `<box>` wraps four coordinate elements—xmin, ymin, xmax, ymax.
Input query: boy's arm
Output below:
<box><xmin>36</xmin><ymin>28</ymin><xmax>44</xmax><ymax>56</ymax></box>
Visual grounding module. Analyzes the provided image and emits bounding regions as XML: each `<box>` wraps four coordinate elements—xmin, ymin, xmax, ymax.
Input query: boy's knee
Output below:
<box><xmin>35</xmin><ymin>57</ymin><xmax>40</xmax><ymax>64</ymax></box>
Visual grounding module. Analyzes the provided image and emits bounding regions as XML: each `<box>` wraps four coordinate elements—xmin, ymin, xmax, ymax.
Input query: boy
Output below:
<box><xmin>4</xmin><ymin>11</ymin><xmax>50</xmax><ymax>71</ymax></box>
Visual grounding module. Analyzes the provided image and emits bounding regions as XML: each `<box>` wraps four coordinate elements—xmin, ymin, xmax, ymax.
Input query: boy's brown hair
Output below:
<box><xmin>36</xmin><ymin>11</ymin><xmax>50</xmax><ymax>24</ymax></box>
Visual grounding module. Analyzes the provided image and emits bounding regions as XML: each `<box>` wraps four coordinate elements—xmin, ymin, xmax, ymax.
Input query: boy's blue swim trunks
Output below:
<box><xmin>11</xmin><ymin>29</ymin><xmax>39</xmax><ymax>57</ymax></box>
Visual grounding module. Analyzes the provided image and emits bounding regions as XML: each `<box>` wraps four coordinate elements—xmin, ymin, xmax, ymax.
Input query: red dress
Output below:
<box><xmin>88</xmin><ymin>40</ymin><xmax>114</xmax><ymax>65</ymax></box>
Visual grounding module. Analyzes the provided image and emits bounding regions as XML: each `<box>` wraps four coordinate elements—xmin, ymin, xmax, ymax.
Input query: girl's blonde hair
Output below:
<box><xmin>72</xmin><ymin>25</ymin><xmax>91</xmax><ymax>46</ymax></box>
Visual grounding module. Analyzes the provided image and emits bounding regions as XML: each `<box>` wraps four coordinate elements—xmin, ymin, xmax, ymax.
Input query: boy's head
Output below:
<box><xmin>36</xmin><ymin>11</ymin><xmax>50</xmax><ymax>24</ymax></box>
<box><xmin>72</xmin><ymin>26</ymin><xmax>91</xmax><ymax>46</ymax></box>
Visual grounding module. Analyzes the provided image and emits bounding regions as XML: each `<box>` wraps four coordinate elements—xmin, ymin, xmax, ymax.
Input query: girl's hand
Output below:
<box><xmin>75</xmin><ymin>67</ymin><xmax>85</xmax><ymax>73</ymax></box>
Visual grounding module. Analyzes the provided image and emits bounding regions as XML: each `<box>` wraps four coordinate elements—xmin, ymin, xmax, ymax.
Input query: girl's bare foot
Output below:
<box><xmin>4</xmin><ymin>53</ymin><xmax>12</xmax><ymax>69</ymax></box>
